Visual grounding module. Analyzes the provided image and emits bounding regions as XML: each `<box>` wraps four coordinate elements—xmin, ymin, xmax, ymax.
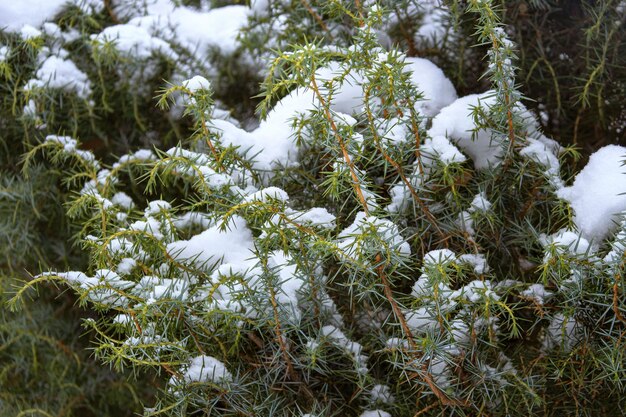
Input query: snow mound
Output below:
<box><xmin>429</xmin><ymin>92</ymin><xmax>500</xmax><ymax>170</ymax></box>
<box><xmin>25</xmin><ymin>56</ymin><xmax>92</xmax><ymax>99</ymax></box>
<box><xmin>0</xmin><ymin>0</ymin><xmax>67</xmax><ymax>32</ymax></box>
<box><xmin>557</xmin><ymin>145</ymin><xmax>626</xmax><ymax>242</ymax></box>
<box><xmin>182</xmin><ymin>355</ymin><xmax>232</xmax><ymax>383</ymax></box>
<box><xmin>167</xmin><ymin>215</ymin><xmax>254</xmax><ymax>269</ymax></box>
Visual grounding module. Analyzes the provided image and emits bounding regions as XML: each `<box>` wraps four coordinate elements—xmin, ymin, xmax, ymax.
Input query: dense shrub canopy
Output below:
<box><xmin>1</xmin><ymin>1</ymin><xmax>625</xmax><ymax>416</ymax></box>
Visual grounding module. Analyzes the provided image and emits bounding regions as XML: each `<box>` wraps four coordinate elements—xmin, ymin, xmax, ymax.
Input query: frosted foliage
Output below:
<box><xmin>369</xmin><ymin>384</ymin><xmax>395</xmax><ymax>404</ymax></box>
<box><xmin>12</xmin><ymin>0</ymin><xmax>626</xmax><ymax>414</ymax></box>
<box><xmin>542</xmin><ymin>314</ymin><xmax>583</xmax><ymax>352</ymax></box>
<box><xmin>405</xmin><ymin>307</ymin><xmax>439</xmax><ymax>333</ymax></box>
<box><xmin>210</xmin><ymin>56</ymin><xmax>456</xmax><ymax>174</ymax></box>
<box><xmin>521</xmin><ymin>284</ymin><xmax>552</xmax><ymax>305</ymax></box>
<box><xmin>337</xmin><ymin>212</ymin><xmax>411</xmax><ymax>259</ymax></box>
<box><xmin>557</xmin><ymin>145</ymin><xmax>626</xmax><ymax>242</ymax></box>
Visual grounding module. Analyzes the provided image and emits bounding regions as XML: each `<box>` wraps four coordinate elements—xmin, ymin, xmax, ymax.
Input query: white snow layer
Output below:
<box><xmin>181</xmin><ymin>355</ymin><xmax>232</xmax><ymax>383</ymax></box>
<box><xmin>360</xmin><ymin>411</ymin><xmax>392</xmax><ymax>417</ymax></box>
<box><xmin>337</xmin><ymin>212</ymin><xmax>411</xmax><ymax>259</ymax></box>
<box><xmin>429</xmin><ymin>93</ymin><xmax>500</xmax><ymax>170</ymax></box>
<box><xmin>124</xmin><ymin>2</ymin><xmax>249</xmax><ymax>58</ymax></box>
<box><xmin>209</xmin><ymin>57</ymin><xmax>455</xmax><ymax>174</ymax></box>
<box><xmin>557</xmin><ymin>145</ymin><xmax>626</xmax><ymax>242</ymax></box>
<box><xmin>167</xmin><ymin>215</ymin><xmax>254</xmax><ymax>269</ymax></box>
<box><xmin>25</xmin><ymin>55</ymin><xmax>92</xmax><ymax>99</ymax></box>
<box><xmin>0</xmin><ymin>0</ymin><xmax>68</xmax><ymax>32</ymax></box>
<box><xmin>91</xmin><ymin>24</ymin><xmax>176</xmax><ymax>59</ymax></box>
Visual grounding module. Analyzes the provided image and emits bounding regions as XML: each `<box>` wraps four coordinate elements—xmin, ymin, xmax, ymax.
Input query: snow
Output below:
<box><xmin>456</xmin><ymin>210</ymin><xmax>474</xmax><ymax>236</ymax></box>
<box><xmin>429</xmin><ymin>92</ymin><xmax>501</xmax><ymax>170</ymax></box>
<box><xmin>414</xmin><ymin>0</ymin><xmax>450</xmax><ymax>47</ymax></box>
<box><xmin>412</xmin><ymin>274</ymin><xmax>453</xmax><ymax>300</ymax></box>
<box><xmin>72</xmin><ymin>0</ymin><xmax>105</xmax><ymax>14</ymax></box>
<box><xmin>259</xmin><ymin>251</ymin><xmax>308</xmax><ymax>320</ymax></box>
<box><xmin>292</xmin><ymin>207</ymin><xmax>336</xmax><ymax>228</ymax></box>
<box><xmin>450</xmin><ymin>280</ymin><xmax>500</xmax><ymax>302</ymax></box>
<box><xmin>337</xmin><ymin>212</ymin><xmax>411</xmax><ymax>260</ymax></box>
<box><xmin>521</xmin><ymin>283</ymin><xmax>552</xmax><ymax>305</ymax></box>
<box><xmin>209</xmin><ymin>56</ymin><xmax>456</xmax><ymax>175</ymax></box>
<box><xmin>458</xmin><ymin>253</ymin><xmax>490</xmax><ymax>274</ymax></box>
<box><xmin>112</xmin><ymin>192</ymin><xmax>134</xmax><ymax>210</ymax></box>
<box><xmin>423</xmin><ymin>249</ymin><xmax>456</xmax><ymax>266</ymax></box>
<box><xmin>181</xmin><ymin>355</ymin><xmax>232</xmax><ymax>383</ymax></box>
<box><xmin>556</xmin><ymin>145</ymin><xmax>626</xmax><ymax>242</ymax></box>
<box><xmin>542</xmin><ymin>313</ymin><xmax>583</xmax><ymax>352</ymax></box>
<box><xmin>377</xmin><ymin>118</ymin><xmax>410</xmax><ymax>144</ymax></box>
<box><xmin>19</xmin><ymin>25</ymin><xmax>42</xmax><ymax>40</ymax></box>
<box><xmin>369</xmin><ymin>384</ymin><xmax>395</xmax><ymax>404</ymax></box>
<box><xmin>543</xmin><ymin>230</ymin><xmax>591</xmax><ymax>256</ymax></box>
<box><xmin>0</xmin><ymin>0</ymin><xmax>68</xmax><ymax>32</ymax></box>
<box><xmin>41</xmin><ymin>22</ymin><xmax>62</xmax><ymax>39</ymax></box>
<box><xmin>0</xmin><ymin>46</ymin><xmax>8</xmax><ymax>62</ymax></box>
<box><xmin>44</xmin><ymin>135</ymin><xmax>98</xmax><ymax>167</ymax></box>
<box><xmin>182</xmin><ymin>75</ymin><xmax>211</xmax><ymax>92</ymax></box>
<box><xmin>404</xmin><ymin>57</ymin><xmax>457</xmax><ymax>117</ymax></box>
<box><xmin>117</xmin><ymin>258</ymin><xmax>137</xmax><ymax>275</ymax></box>
<box><xmin>428</xmin><ymin>351</ymin><xmax>456</xmax><ymax>389</ymax></box>
<box><xmin>126</xmin><ymin>3</ymin><xmax>249</xmax><ymax>58</ymax></box>
<box><xmin>360</xmin><ymin>411</ymin><xmax>391</xmax><ymax>417</ymax></box>
<box><xmin>163</xmin><ymin>146</ymin><xmax>235</xmax><ymax>189</ymax></box>
<box><xmin>405</xmin><ymin>307</ymin><xmax>439</xmax><ymax>333</ymax></box>
<box><xmin>91</xmin><ymin>24</ymin><xmax>176</xmax><ymax>59</ymax></box>
<box><xmin>469</xmin><ymin>192</ymin><xmax>492</xmax><ymax>213</ymax></box>
<box><xmin>117</xmin><ymin>149</ymin><xmax>156</xmax><ymax>165</ymax></box>
<box><xmin>421</xmin><ymin>135</ymin><xmax>467</xmax><ymax>167</ymax></box>
<box><xmin>145</xmin><ymin>200</ymin><xmax>171</xmax><ymax>216</ymax></box>
<box><xmin>243</xmin><ymin>187</ymin><xmax>289</xmax><ymax>204</ymax></box>
<box><xmin>167</xmin><ymin>215</ymin><xmax>255</xmax><ymax>269</ymax></box>
<box><xmin>25</xmin><ymin>56</ymin><xmax>92</xmax><ymax>99</ymax></box>
<box><xmin>449</xmin><ymin>319</ymin><xmax>470</xmax><ymax>344</ymax></box>
<box><xmin>520</xmin><ymin>137</ymin><xmax>562</xmax><ymax>187</ymax></box>
<box><xmin>321</xmin><ymin>325</ymin><xmax>368</xmax><ymax>374</ymax></box>
<box><xmin>23</xmin><ymin>100</ymin><xmax>36</xmax><ymax>118</ymax></box>
<box><xmin>172</xmin><ymin>212</ymin><xmax>212</xmax><ymax>230</ymax></box>
<box><xmin>604</xmin><ymin>216</ymin><xmax>626</xmax><ymax>264</ymax></box>
<box><xmin>39</xmin><ymin>269</ymin><xmax>135</xmax><ymax>307</ymax></box>
<box><xmin>113</xmin><ymin>314</ymin><xmax>132</xmax><ymax>325</ymax></box>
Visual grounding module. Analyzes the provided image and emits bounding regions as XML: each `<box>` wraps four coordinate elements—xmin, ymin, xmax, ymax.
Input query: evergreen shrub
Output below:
<box><xmin>2</xmin><ymin>1</ymin><xmax>626</xmax><ymax>416</ymax></box>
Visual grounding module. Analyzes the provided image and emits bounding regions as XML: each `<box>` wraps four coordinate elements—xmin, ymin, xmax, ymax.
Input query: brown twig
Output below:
<box><xmin>300</xmin><ymin>0</ymin><xmax>330</xmax><ymax>34</ymax></box>
<box><xmin>309</xmin><ymin>75</ymin><xmax>370</xmax><ymax>215</ymax></box>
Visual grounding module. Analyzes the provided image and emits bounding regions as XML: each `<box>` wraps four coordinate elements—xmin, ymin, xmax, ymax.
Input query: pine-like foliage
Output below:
<box><xmin>2</xmin><ymin>1</ymin><xmax>625</xmax><ymax>416</ymax></box>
